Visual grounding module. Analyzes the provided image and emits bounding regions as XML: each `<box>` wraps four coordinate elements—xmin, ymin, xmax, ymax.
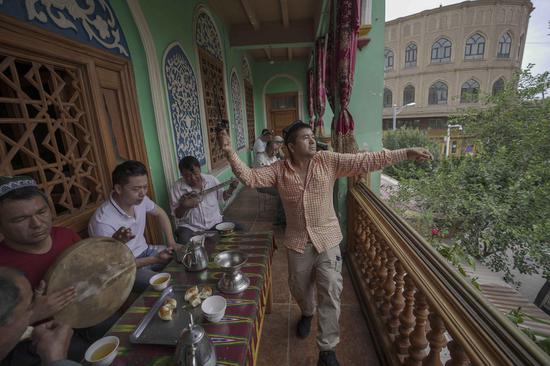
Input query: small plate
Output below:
<box><xmin>215</xmin><ymin>222</ymin><xmax>235</xmax><ymax>235</ymax></box>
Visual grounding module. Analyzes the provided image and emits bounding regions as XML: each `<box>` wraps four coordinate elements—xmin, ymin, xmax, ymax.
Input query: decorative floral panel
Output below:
<box><xmin>196</xmin><ymin>12</ymin><xmax>222</xmax><ymax>61</ymax></box>
<box><xmin>230</xmin><ymin>71</ymin><xmax>246</xmax><ymax>150</ymax></box>
<box><xmin>0</xmin><ymin>0</ymin><xmax>130</xmax><ymax>58</ymax></box>
<box><xmin>164</xmin><ymin>45</ymin><xmax>206</xmax><ymax>165</ymax></box>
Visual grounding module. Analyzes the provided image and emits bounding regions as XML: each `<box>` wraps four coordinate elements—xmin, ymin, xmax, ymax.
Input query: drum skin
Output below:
<box><xmin>44</xmin><ymin>237</ymin><xmax>136</xmax><ymax>328</ymax></box>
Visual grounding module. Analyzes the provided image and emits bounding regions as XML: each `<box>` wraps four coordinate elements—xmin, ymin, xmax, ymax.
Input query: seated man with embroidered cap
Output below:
<box><xmin>170</xmin><ymin>156</ymin><xmax>238</xmax><ymax>244</ymax></box>
<box><xmin>88</xmin><ymin>160</ymin><xmax>178</xmax><ymax>293</ymax></box>
<box><xmin>253</xmin><ymin>129</ymin><xmax>272</xmax><ymax>158</ymax></box>
<box><xmin>0</xmin><ymin>266</ymin><xmax>80</xmax><ymax>366</ymax></box>
<box><xmin>0</xmin><ymin>176</ymin><xmax>108</xmax><ymax>364</ymax></box>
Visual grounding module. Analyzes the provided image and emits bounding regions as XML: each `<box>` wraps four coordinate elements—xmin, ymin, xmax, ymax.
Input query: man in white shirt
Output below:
<box><xmin>88</xmin><ymin>160</ymin><xmax>177</xmax><ymax>292</ymax></box>
<box><xmin>253</xmin><ymin>129</ymin><xmax>272</xmax><ymax>158</ymax></box>
<box><xmin>170</xmin><ymin>156</ymin><xmax>238</xmax><ymax>244</ymax></box>
<box><xmin>254</xmin><ymin>141</ymin><xmax>286</xmax><ymax>225</ymax></box>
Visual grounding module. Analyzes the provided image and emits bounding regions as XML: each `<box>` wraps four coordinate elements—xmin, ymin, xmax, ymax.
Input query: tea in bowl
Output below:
<box><xmin>84</xmin><ymin>335</ymin><xmax>119</xmax><ymax>366</ymax></box>
<box><xmin>149</xmin><ymin>272</ymin><xmax>171</xmax><ymax>291</ymax></box>
<box><xmin>215</xmin><ymin>222</ymin><xmax>235</xmax><ymax>236</ymax></box>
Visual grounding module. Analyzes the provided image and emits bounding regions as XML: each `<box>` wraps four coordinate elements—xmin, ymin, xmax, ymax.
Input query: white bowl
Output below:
<box><xmin>201</xmin><ymin>295</ymin><xmax>226</xmax><ymax>322</ymax></box>
<box><xmin>149</xmin><ymin>273</ymin><xmax>171</xmax><ymax>291</ymax></box>
<box><xmin>84</xmin><ymin>336</ymin><xmax>119</xmax><ymax>366</ymax></box>
<box><xmin>215</xmin><ymin>222</ymin><xmax>235</xmax><ymax>235</ymax></box>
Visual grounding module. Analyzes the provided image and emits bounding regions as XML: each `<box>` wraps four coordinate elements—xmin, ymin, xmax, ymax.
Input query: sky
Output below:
<box><xmin>385</xmin><ymin>0</ymin><xmax>550</xmax><ymax>76</ymax></box>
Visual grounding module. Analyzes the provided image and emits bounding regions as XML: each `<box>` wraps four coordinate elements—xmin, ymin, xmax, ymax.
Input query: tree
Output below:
<box><xmin>382</xmin><ymin>128</ymin><xmax>440</xmax><ymax>180</ymax></box>
<box><xmin>391</xmin><ymin>67</ymin><xmax>550</xmax><ymax>284</ymax></box>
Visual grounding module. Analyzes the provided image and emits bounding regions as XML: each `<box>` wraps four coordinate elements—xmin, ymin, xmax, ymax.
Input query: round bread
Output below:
<box><xmin>184</xmin><ymin>285</ymin><xmax>199</xmax><ymax>301</ymax></box>
<box><xmin>164</xmin><ymin>298</ymin><xmax>177</xmax><ymax>309</ymax></box>
<box><xmin>158</xmin><ymin>304</ymin><xmax>173</xmax><ymax>321</ymax></box>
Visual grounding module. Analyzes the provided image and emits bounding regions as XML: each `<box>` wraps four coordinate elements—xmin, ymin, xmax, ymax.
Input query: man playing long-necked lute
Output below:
<box><xmin>170</xmin><ymin>156</ymin><xmax>239</xmax><ymax>243</ymax></box>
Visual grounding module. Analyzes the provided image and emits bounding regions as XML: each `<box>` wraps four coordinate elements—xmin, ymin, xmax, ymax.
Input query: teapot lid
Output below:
<box><xmin>180</xmin><ymin>314</ymin><xmax>205</xmax><ymax>345</ymax></box>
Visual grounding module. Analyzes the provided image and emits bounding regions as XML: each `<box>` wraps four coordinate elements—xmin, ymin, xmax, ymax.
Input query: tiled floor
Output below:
<box><xmin>224</xmin><ymin>188</ymin><xmax>380</xmax><ymax>366</ymax></box>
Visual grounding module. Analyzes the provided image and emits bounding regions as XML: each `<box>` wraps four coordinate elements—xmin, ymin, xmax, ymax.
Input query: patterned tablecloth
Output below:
<box><xmin>106</xmin><ymin>231</ymin><xmax>274</xmax><ymax>366</ymax></box>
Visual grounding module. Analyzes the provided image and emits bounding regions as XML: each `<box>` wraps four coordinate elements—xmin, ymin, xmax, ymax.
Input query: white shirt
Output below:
<box><xmin>254</xmin><ymin>153</ymin><xmax>278</xmax><ymax>168</ymax></box>
<box><xmin>253</xmin><ymin>138</ymin><xmax>267</xmax><ymax>154</ymax></box>
<box><xmin>88</xmin><ymin>194</ymin><xmax>156</xmax><ymax>257</ymax></box>
<box><xmin>169</xmin><ymin>174</ymin><xmax>224</xmax><ymax>231</ymax></box>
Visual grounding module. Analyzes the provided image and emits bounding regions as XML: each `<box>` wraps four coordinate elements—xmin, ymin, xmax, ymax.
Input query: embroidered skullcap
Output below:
<box><xmin>0</xmin><ymin>176</ymin><xmax>38</xmax><ymax>198</ymax></box>
<box><xmin>273</xmin><ymin>135</ymin><xmax>284</xmax><ymax>143</ymax></box>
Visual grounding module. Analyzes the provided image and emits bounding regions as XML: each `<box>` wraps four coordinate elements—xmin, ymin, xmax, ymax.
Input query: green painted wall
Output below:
<box><xmin>252</xmin><ymin>60</ymin><xmax>312</xmax><ymax>134</ymax></box>
<box><xmin>113</xmin><ymin>0</ymin><xmax>254</xmax><ymax>209</ymax></box>
<box><xmin>110</xmin><ymin>0</ymin><xmax>169</xmax><ymax>209</ymax></box>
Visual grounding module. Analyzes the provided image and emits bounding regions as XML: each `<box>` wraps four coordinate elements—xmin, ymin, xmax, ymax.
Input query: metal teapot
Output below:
<box><xmin>175</xmin><ymin>313</ymin><xmax>216</xmax><ymax>366</ymax></box>
<box><xmin>178</xmin><ymin>235</ymin><xmax>208</xmax><ymax>271</ymax></box>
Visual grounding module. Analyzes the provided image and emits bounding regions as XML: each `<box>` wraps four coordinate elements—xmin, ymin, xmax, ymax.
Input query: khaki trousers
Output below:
<box><xmin>287</xmin><ymin>243</ymin><xmax>343</xmax><ymax>351</ymax></box>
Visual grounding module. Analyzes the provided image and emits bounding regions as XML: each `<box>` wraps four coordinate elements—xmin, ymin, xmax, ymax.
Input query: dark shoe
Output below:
<box><xmin>317</xmin><ymin>351</ymin><xmax>340</xmax><ymax>366</ymax></box>
<box><xmin>296</xmin><ymin>315</ymin><xmax>313</xmax><ymax>338</ymax></box>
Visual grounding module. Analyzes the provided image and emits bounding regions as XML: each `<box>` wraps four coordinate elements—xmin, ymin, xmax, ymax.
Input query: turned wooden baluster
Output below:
<box><xmin>388</xmin><ymin>260</ymin><xmax>405</xmax><ymax>336</ymax></box>
<box><xmin>423</xmin><ymin>312</ymin><xmax>448</xmax><ymax>366</ymax></box>
<box><xmin>404</xmin><ymin>291</ymin><xmax>430</xmax><ymax>366</ymax></box>
<box><xmin>445</xmin><ymin>340</ymin><xmax>470</xmax><ymax>366</ymax></box>
<box><xmin>367</xmin><ymin>231</ymin><xmax>380</xmax><ymax>295</ymax></box>
<box><xmin>381</xmin><ymin>248</ymin><xmax>397</xmax><ymax>322</ymax></box>
<box><xmin>374</xmin><ymin>242</ymin><xmax>388</xmax><ymax>308</ymax></box>
<box><xmin>396</xmin><ymin>274</ymin><xmax>416</xmax><ymax>355</ymax></box>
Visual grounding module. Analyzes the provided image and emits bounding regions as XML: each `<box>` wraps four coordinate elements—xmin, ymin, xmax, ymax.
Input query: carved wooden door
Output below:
<box><xmin>244</xmin><ymin>80</ymin><xmax>255</xmax><ymax>149</ymax></box>
<box><xmin>197</xmin><ymin>48</ymin><xmax>228</xmax><ymax>170</ymax></box>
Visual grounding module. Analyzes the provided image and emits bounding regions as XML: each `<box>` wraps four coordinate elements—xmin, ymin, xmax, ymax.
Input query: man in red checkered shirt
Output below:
<box><xmin>218</xmin><ymin>121</ymin><xmax>431</xmax><ymax>366</ymax></box>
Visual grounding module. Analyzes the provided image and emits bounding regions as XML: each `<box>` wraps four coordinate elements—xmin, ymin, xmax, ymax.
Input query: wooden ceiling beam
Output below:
<box><xmin>240</xmin><ymin>0</ymin><xmax>260</xmax><ymax>31</ymax></box>
<box><xmin>280</xmin><ymin>0</ymin><xmax>290</xmax><ymax>27</ymax></box>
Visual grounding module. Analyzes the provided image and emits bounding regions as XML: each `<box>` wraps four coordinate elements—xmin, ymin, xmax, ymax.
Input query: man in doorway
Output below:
<box><xmin>0</xmin><ymin>267</ymin><xmax>80</xmax><ymax>365</ymax></box>
<box><xmin>217</xmin><ymin>121</ymin><xmax>431</xmax><ymax>366</ymax></box>
<box><xmin>170</xmin><ymin>156</ymin><xmax>238</xmax><ymax>244</ymax></box>
<box><xmin>88</xmin><ymin>160</ymin><xmax>178</xmax><ymax>292</ymax></box>
<box><xmin>253</xmin><ymin>128</ymin><xmax>272</xmax><ymax>158</ymax></box>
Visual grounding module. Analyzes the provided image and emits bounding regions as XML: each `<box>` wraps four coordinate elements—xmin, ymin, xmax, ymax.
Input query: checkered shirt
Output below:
<box><xmin>227</xmin><ymin>149</ymin><xmax>408</xmax><ymax>253</ymax></box>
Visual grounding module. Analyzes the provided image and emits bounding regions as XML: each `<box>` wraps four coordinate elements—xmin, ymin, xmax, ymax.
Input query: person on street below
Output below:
<box><xmin>88</xmin><ymin>160</ymin><xmax>178</xmax><ymax>292</ymax></box>
<box><xmin>217</xmin><ymin>120</ymin><xmax>432</xmax><ymax>366</ymax></box>
<box><xmin>170</xmin><ymin>156</ymin><xmax>238</xmax><ymax>244</ymax></box>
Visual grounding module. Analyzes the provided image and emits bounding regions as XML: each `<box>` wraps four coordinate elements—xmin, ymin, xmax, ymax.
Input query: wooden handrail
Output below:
<box><xmin>347</xmin><ymin>182</ymin><xmax>549</xmax><ymax>365</ymax></box>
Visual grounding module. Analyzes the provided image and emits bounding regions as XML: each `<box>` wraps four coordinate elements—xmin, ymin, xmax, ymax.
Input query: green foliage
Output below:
<box><xmin>391</xmin><ymin>66</ymin><xmax>550</xmax><ymax>284</ymax></box>
<box><xmin>507</xmin><ymin>307</ymin><xmax>550</xmax><ymax>355</ymax></box>
<box><xmin>382</xmin><ymin>128</ymin><xmax>440</xmax><ymax>180</ymax></box>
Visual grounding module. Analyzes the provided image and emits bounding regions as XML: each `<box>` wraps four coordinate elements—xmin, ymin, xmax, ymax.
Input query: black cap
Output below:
<box><xmin>261</xmin><ymin>129</ymin><xmax>272</xmax><ymax>137</ymax></box>
<box><xmin>282</xmin><ymin>120</ymin><xmax>311</xmax><ymax>144</ymax></box>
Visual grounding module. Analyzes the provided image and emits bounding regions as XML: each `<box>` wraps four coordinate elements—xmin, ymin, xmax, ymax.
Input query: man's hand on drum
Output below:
<box><xmin>31</xmin><ymin>281</ymin><xmax>76</xmax><ymax>323</ymax></box>
<box><xmin>112</xmin><ymin>226</ymin><xmax>136</xmax><ymax>243</ymax></box>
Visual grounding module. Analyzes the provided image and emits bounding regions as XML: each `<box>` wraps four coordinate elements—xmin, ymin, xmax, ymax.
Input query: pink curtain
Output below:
<box><xmin>329</xmin><ymin>0</ymin><xmax>360</xmax><ymax>153</ymax></box>
<box><xmin>313</xmin><ymin>37</ymin><xmax>326</xmax><ymax>137</ymax></box>
<box><xmin>307</xmin><ymin>68</ymin><xmax>315</xmax><ymax>128</ymax></box>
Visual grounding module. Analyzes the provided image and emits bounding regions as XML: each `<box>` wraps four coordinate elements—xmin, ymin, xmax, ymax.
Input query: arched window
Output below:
<box><xmin>460</xmin><ymin>79</ymin><xmax>480</xmax><ymax>103</ymax></box>
<box><xmin>431</xmin><ymin>38</ymin><xmax>452</xmax><ymax>63</ymax></box>
<box><xmin>384</xmin><ymin>49</ymin><xmax>394</xmax><ymax>71</ymax></box>
<box><xmin>405</xmin><ymin>43</ymin><xmax>417</xmax><ymax>68</ymax></box>
<box><xmin>492</xmin><ymin>78</ymin><xmax>505</xmax><ymax>96</ymax></box>
<box><xmin>383</xmin><ymin>88</ymin><xmax>393</xmax><ymax>107</ymax></box>
<box><xmin>497</xmin><ymin>32</ymin><xmax>512</xmax><ymax>58</ymax></box>
<box><xmin>403</xmin><ymin>85</ymin><xmax>415</xmax><ymax>104</ymax></box>
<box><xmin>428</xmin><ymin>81</ymin><xmax>448</xmax><ymax>105</ymax></box>
<box><xmin>464</xmin><ymin>33</ymin><xmax>485</xmax><ymax>59</ymax></box>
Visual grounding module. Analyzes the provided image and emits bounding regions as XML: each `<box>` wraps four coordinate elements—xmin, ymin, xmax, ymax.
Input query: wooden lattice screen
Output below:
<box><xmin>197</xmin><ymin>48</ymin><xmax>228</xmax><ymax>170</ymax></box>
<box><xmin>244</xmin><ymin>80</ymin><xmax>255</xmax><ymax>149</ymax></box>
<box><xmin>0</xmin><ymin>54</ymin><xmax>105</xmax><ymax>220</ymax></box>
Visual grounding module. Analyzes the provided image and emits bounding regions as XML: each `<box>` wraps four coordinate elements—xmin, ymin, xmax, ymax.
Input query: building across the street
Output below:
<box><xmin>383</xmin><ymin>0</ymin><xmax>533</xmax><ymax>155</ymax></box>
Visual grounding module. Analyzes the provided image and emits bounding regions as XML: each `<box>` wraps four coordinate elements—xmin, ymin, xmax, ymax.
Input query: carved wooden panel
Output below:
<box><xmin>244</xmin><ymin>80</ymin><xmax>255</xmax><ymax>149</ymax></box>
<box><xmin>0</xmin><ymin>53</ymin><xmax>105</xmax><ymax>219</ymax></box>
<box><xmin>198</xmin><ymin>48</ymin><xmax>228</xmax><ymax>170</ymax></box>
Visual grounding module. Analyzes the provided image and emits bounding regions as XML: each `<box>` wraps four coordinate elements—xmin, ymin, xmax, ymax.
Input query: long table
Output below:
<box><xmin>106</xmin><ymin>231</ymin><xmax>274</xmax><ymax>366</ymax></box>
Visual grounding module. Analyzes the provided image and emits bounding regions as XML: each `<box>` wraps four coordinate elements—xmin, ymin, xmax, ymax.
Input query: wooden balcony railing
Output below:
<box><xmin>346</xmin><ymin>182</ymin><xmax>550</xmax><ymax>365</ymax></box>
